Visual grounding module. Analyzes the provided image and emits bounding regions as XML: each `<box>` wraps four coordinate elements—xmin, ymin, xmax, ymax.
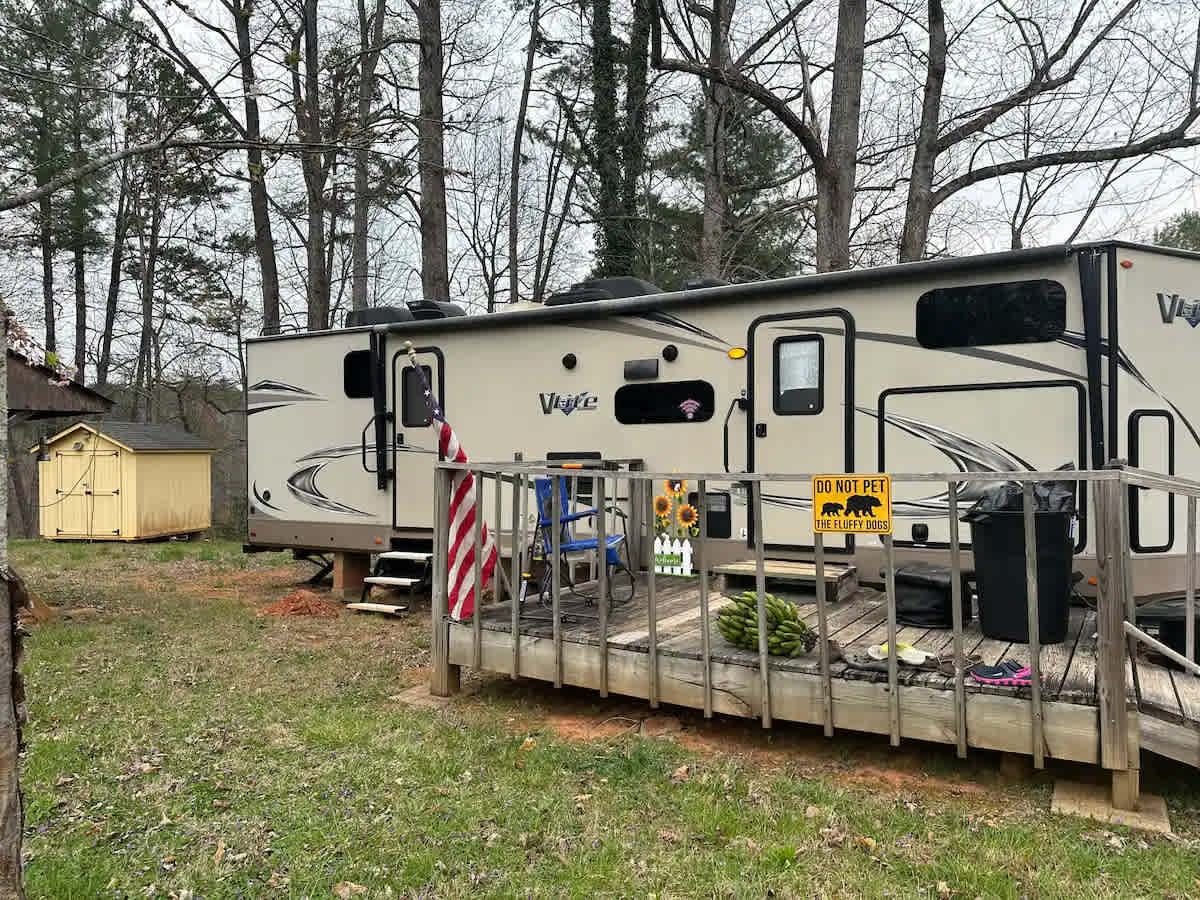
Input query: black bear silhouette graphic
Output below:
<box><xmin>821</xmin><ymin>502</ymin><xmax>843</xmax><ymax>516</ymax></box>
<box><xmin>845</xmin><ymin>494</ymin><xmax>882</xmax><ymax>517</ymax></box>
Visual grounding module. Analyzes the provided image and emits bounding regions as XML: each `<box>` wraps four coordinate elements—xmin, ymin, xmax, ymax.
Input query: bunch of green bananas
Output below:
<box><xmin>715</xmin><ymin>591</ymin><xmax>817</xmax><ymax>657</ymax></box>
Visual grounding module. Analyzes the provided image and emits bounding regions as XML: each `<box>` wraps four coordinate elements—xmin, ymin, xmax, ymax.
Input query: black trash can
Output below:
<box><xmin>969</xmin><ymin>511</ymin><xmax>1073</xmax><ymax>644</ymax></box>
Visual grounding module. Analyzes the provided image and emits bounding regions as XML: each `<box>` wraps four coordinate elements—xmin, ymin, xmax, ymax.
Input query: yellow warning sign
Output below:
<box><xmin>812</xmin><ymin>474</ymin><xmax>892</xmax><ymax>534</ymax></box>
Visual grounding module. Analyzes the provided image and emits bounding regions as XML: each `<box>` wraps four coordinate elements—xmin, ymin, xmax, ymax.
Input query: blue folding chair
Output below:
<box><xmin>528</xmin><ymin>476</ymin><xmax>634</xmax><ymax>606</ymax></box>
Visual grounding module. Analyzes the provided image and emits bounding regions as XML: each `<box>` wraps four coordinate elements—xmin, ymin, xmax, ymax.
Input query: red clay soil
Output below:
<box><xmin>257</xmin><ymin>589</ymin><xmax>341</xmax><ymax>619</ymax></box>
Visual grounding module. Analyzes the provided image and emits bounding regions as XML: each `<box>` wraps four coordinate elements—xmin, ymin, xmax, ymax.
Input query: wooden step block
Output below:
<box><xmin>712</xmin><ymin>559</ymin><xmax>858</xmax><ymax>605</ymax></box>
<box><xmin>346</xmin><ymin>602</ymin><xmax>407</xmax><ymax>615</ymax></box>
<box><xmin>365</xmin><ymin>576</ymin><xmax>419</xmax><ymax>588</ymax></box>
<box><xmin>378</xmin><ymin>551</ymin><xmax>431</xmax><ymax>562</ymax></box>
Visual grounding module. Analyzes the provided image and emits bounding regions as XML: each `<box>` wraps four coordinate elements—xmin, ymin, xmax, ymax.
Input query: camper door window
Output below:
<box><xmin>915</xmin><ymin>278</ymin><xmax>1067</xmax><ymax>349</ymax></box>
<box><xmin>773</xmin><ymin>335</ymin><xmax>824</xmax><ymax>415</ymax></box>
<box><xmin>401</xmin><ymin>365</ymin><xmax>434</xmax><ymax>427</ymax></box>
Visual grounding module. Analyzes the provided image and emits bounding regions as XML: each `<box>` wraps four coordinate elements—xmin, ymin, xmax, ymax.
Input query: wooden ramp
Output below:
<box><xmin>444</xmin><ymin>575</ymin><xmax>1200</xmax><ymax>770</ymax></box>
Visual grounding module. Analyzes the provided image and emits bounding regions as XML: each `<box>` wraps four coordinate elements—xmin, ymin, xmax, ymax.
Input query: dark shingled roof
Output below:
<box><xmin>81</xmin><ymin>421</ymin><xmax>215</xmax><ymax>452</ymax></box>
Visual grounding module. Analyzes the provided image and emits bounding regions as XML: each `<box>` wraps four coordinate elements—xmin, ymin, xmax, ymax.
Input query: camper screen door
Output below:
<box><xmin>812</xmin><ymin>475</ymin><xmax>892</xmax><ymax>534</ymax></box>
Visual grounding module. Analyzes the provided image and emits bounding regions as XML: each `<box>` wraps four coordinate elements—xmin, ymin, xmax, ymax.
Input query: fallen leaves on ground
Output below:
<box><xmin>519</xmin><ymin>736</ymin><xmax>536</xmax><ymax>752</ymax></box>
<box><xmin>333</xmin><ymin>882</ymin><xmax>367</xmax><ymax>898</ymax></box>
<box><xmin>658</xmin><ymin>828</ymin><xmax>680</xmax><ymax>843</ymax></box>
<box><xmin>670</xmin><ymin>764</ymin><xmax>691</xmax><ymax>784</ymax></box>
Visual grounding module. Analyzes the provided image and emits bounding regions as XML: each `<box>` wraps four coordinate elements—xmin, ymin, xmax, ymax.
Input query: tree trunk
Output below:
<box><xmin>0</xmin><ymin>317</ymin><xmax>24</xmax><ymax>899</ymax></box>
<box><xmin>134</xmin><ymin>167</ymin><xmax>163</xmax><ymax>423</ymax></box>
<box><xmin>701</xmin><ymin>0</ymin><xmax>735</xmax><ymax>279</ymax></box>
<box><xmin>233</xmin><ymin>0</ymin><xmax>282</xmax><ymax>335</ymax></box>
<box><xmin>589</xmin><ymin>0</ymin><xmax>624</xmax><ymax>276</ymax></box>
<box><xmin>507</xmin><ymin>0</ymin><xmax>540</xmax><ymax>309</ymax></box>
<box><xmin>898</xmin><ymin>0</ymin><xmax>945</xmax><ymax>263</ymax></box>
<box><xmin>814</xmin><ymin>0</ymin><xmax>866</xmax><ymax>272</ymax></box>
<box><xmin>38</xmin><ymin>196</ymin><xmax>55</xmax><ymax>356</ymax></box>
<box><xmin>71</xmin><ymin>85</ymin><xmax>87</xmax><ymax>384</ymax></box>
<box><xmin>351</xmin><ymin>0</ymin><xmax>386</xmax><ymax>312</ymax></box>
<box><xmin>417</xmin><ymin>0</ymin><xmax>450</xmax><ymax>299</ymax></box>
<box><xmin>299</xmin><ymin>0</ymin><xmax>329</xmax><ymax>331</ymax></box>
<box><xmin>97</xmin><ymin>157</ymin><xmax>128</xmax><ymax>388</ymax></box>
<box><xmin>619</xmin><ymin>0</ymin><xmax>652</xmax><ymax>274</ymax></box>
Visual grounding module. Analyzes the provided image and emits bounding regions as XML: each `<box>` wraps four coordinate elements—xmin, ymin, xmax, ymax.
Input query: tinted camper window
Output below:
<box><xmin>401</xmin><ymin>365</ymin><xmax>434</xmax><ymax>427</ymax></box>
<box><xmin>343</xmin><ymin>350</ymin><xmax>373</xmax><ymax>398</ymax></box>
<box><xmin>773</xmin><ymin>335</ymin><xmax>823</xmax><ymax>414</ymax></box>
<box><xmin>915</xmin><ymin>279</ymin><xmax>1067</xmax><ymax>349</ymax></box>
<box><xmin>615</xmin><ymin>381</ymin><xmax>715</xmax><ymax>424</ymax></box>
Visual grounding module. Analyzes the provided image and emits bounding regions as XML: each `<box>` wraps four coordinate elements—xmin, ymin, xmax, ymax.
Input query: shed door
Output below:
<box><xmin>55</xmin><ymin>449</ymin><xmax>122</xmax><ymax>537</ymax></box>
<box><xmin>91</xmin><ymin>450</ymin><xmax>123</xmax><ymax>536</ymax></box>
<box><xmin>55</xmin><ymin>452</ymin><xmax>94</xmax><ymax>536</ymax></box>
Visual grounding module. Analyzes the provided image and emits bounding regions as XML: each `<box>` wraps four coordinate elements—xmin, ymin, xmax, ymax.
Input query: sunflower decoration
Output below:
<box><xmin>677</xmin><ymin>503</ymin><xmax>700</xmax><ymax>538</ymax></box>
<box><xmin>654</xmin><ymin>494</ymin><xmax>673</xmax><ymax>532</ymax></box>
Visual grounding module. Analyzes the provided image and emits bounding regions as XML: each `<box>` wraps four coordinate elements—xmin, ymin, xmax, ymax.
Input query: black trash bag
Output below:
<box><xmin>962</xmin><ymin>462</ymin><xmax>1077</xmax><ymax>521</ymax></box>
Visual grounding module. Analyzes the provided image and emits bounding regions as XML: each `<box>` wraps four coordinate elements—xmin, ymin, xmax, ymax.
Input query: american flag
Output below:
<box><xmin>406</xmin><ymin>343</ymin><xmax>497</xmax><ymax>620</ymax></box>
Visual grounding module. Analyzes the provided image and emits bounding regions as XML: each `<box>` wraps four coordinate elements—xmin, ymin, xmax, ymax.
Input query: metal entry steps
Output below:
<box><xmin>356</xmin><ymin>550</ymin><xmax>434</xmax><ymax>610</ymax></box>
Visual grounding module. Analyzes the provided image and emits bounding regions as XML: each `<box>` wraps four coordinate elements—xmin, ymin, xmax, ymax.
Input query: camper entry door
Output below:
<box><xmin>748</xmin><ymin>311</ymin><xmax>854</xmax><ymax>552</ymax></box>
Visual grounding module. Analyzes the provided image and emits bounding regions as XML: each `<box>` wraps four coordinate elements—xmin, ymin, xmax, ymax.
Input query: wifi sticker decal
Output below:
<box><xmin>679</xmin><ymin>398</ymin><xmax>702</xmax><ymax>420</ymax></box>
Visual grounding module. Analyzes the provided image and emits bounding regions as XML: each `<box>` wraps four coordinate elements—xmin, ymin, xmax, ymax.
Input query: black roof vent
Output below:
<box><xmin>407</xmin><ymin>299</ymin><xmax>466</xmax><ymax>320</ymax></box>
<box><xmin>545</xmin><ymin>276</ymin><xmax>663</xmax><ymax>306</ymax></box>
<box><xmin>345</xmin><ymin>306</ymin><xmax>414</xmax><ymax>328</ymax></box>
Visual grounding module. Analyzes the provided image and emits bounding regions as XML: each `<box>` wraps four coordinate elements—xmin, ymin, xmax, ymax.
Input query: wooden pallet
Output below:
<box><xmin>712</xmin><ymin>559</ymin><xmax>858</xmax><ymax>605</ymax></box>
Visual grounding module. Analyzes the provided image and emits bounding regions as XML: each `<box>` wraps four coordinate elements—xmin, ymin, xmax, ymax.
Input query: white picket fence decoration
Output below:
<box><xmin>654</xmin><ymin>534</ymin><xmax>694</xmax><ymax>576</ymax></box>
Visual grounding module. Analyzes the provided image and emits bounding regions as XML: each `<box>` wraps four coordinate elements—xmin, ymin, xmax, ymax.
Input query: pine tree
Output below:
<box><xmin>647</xmin><ymin>94</ymin><xmax>807</xmax><ymax>288</ymax></box>
<box><xmin>1154</xmin><ymin>211</ymin><xmax>1200</xmax><ymax>253</ymax></box>
<box><xmin>0</xmin><ymin>0</ymin><xmax>122</xmax><ymax>378</ymax></box>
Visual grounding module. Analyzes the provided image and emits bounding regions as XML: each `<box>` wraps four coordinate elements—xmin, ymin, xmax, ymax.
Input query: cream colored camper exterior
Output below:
<box><xmin>34</xmin><ymin>421</ymin><xmax>213</xmax><ymax>540</ymax></box>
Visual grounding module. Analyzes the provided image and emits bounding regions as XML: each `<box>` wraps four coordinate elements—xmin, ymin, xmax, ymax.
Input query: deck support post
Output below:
<box><xmin>813</xmin><ymin>532</ymin><xmax>833</xmax><ymax>737</ymax></box>
<box><xmin>698</xmin><ymin>480</ymin><xmax>713</xmax><ymax>718</ymax></box>
<box><xmin>472</xmin><ymin>470</ymin><xmax>484</xmax><ymax>670</ymax></box>
<box><xmin>597</xmin><ymin>473</ymin><xmax>609</xmax><ymax>698</ymax></box>
<box><xmin>1022</xmin><ymin>483</ymin><xmax>1045</xmax><ymax>769</ymax></box>
<box><xmin>646</xmin><ymin>477</ymin><xmax>659</xmax><ymax>708</ymax></box>
<box><xmin>1112</xmin><ymin>710</ymin><xmax>1141</xmax><ymax>810</ymax></box>
<box><xmin>510</xmin><ymin>453</ymin><xmax>524</xmax><ymax>679</ymax></box>
<box><xmin>1096</xmin><ymin>475</ymin><xmax>1130</xmax><ymax>774</ymax></box>
<box><xmin>947</xmin><ymin>483</ymin><xmax>967</xmax><ymax>758</ymax></box>
<box><xmin>430</xmin><ymin>466</ymin><xmax>460</xmax><ymax>696</ymax></box>
<box><xmin>752</xmin><ymin>480</ymin><xmax>772</xmax><ymax>728</ymax></box>
<box><xmin>332</xmin><ymin>551</ymin><xmax>370</xmax><ymax>600</ymax></box>
<box><xmin>552</xmin><ymin>474</ymin><xmax>563</xmax><ymax>688</ymax></box>
<box><xmin>882</xmin><ymin>534</ymin><xmax>900</xmax><ymax>746</ymax></box>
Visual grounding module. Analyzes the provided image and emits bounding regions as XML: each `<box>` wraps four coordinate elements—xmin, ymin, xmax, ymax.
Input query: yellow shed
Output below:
<box><xmin>32</xmin><ymin>421</ymin><xmax>214</xmax><ymax>541</ymax></box>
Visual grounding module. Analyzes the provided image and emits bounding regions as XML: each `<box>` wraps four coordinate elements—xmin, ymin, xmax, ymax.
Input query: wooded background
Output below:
<box><xmin>1</xmin><ymin>0</ymin><xmax>1199</xmax><ymax>541</ymax></box>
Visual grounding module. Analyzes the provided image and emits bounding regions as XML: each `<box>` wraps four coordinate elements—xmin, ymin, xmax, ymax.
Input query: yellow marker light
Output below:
<box><xmin>728</xmin><ymin>347</ymin><xmax>747</xmax><ymax>359</ymax></box>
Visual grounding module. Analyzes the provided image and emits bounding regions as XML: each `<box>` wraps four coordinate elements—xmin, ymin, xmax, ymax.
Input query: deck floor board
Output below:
<box><xmin>461</xmin><ymin>576</ymin><xmax>1192</xmax><ymax>752</ymax></box>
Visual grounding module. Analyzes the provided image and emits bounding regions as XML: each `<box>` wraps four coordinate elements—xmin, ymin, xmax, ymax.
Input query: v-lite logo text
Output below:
<box><xmin>539</xmin><ymin>391</ymin><xmax>599</xmax><ymax>416</ymax></box>
<box><xmin>1157</xmin><ymin>292</ymin><xmax>1200</xmax><ymax>328</ymax></box>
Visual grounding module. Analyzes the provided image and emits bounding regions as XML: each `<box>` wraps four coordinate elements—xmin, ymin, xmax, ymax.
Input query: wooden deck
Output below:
<box><xmin>445</xmin><ymin>575</ymin><xmax>1200</xmax><ymax>769</ymax></box>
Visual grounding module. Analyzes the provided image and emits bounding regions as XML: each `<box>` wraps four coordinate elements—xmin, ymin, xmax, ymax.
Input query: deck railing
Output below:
<box><xmin>430</xmin><ymin>460</ymin><xmax>1200</xmax><ymax>788</ymax></box>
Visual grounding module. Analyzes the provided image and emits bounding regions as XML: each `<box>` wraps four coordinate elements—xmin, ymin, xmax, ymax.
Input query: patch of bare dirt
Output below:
<box><xmin>257</xmin><ymin>590</ymin><xmax>341</xmax><ymax>619</ymax></box>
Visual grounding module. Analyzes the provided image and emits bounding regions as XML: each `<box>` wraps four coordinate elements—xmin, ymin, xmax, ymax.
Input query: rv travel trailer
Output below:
<box><xmin>245</xmin><ymin>241</ymin><xmax>1200</xmax><ymax>593</ymax></box>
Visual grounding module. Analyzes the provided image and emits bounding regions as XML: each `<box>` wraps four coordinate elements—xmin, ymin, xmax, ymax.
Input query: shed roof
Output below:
<box><xmin>34</xmin><ymin>420</ymin><xmax>215</xmax><ymax>453</ymax></box>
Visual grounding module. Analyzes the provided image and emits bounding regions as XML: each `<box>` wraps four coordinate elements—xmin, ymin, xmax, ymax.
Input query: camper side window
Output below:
<box><xmin>614</xmin><ymin>380</ymin><xmax>715</xmax><ymax>424</ymax></box>
<box><xmin>915</xmin><ymin>279</ymin><xmax>1067</xmax><ymax>349</ymax></box>
<box><xmin>773</xmin><ymin>336</ymin><xmax>823</xmax><ymax>415</ymax></box>
<box><xmin>343</xmin><ymin>350</ymin><xmax>373</xmax><ymax>398</ymax></box>
<box><xmin>401</xmin><ymin>365</ymin><xmax>434</xmax><ymax>427</ymax></box>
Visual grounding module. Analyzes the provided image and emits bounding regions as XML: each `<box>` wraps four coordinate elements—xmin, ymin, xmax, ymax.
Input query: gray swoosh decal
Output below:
<box><xmin>286</xmin><ymin>463</ymin><xmax>371</xmax><ymax>516</ymax></box>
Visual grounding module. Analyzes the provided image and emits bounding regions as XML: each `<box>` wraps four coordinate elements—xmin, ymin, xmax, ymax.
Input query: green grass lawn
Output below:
<box><xmin>14</xmin><ymin>539</ymin><xmax>1200</xmax><ymax>898</ymax></box>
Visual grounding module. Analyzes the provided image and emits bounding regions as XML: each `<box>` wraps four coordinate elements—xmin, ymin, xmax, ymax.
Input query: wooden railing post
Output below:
<box><xmin>1096</xmin><ymin>475</ymin><xmax>1131</xmax><ymax>781</ymax></box>
<box><xmin>430</xmin><ymin>465</ymin><xmax>460</xmax><ymax>696</ymax></box>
